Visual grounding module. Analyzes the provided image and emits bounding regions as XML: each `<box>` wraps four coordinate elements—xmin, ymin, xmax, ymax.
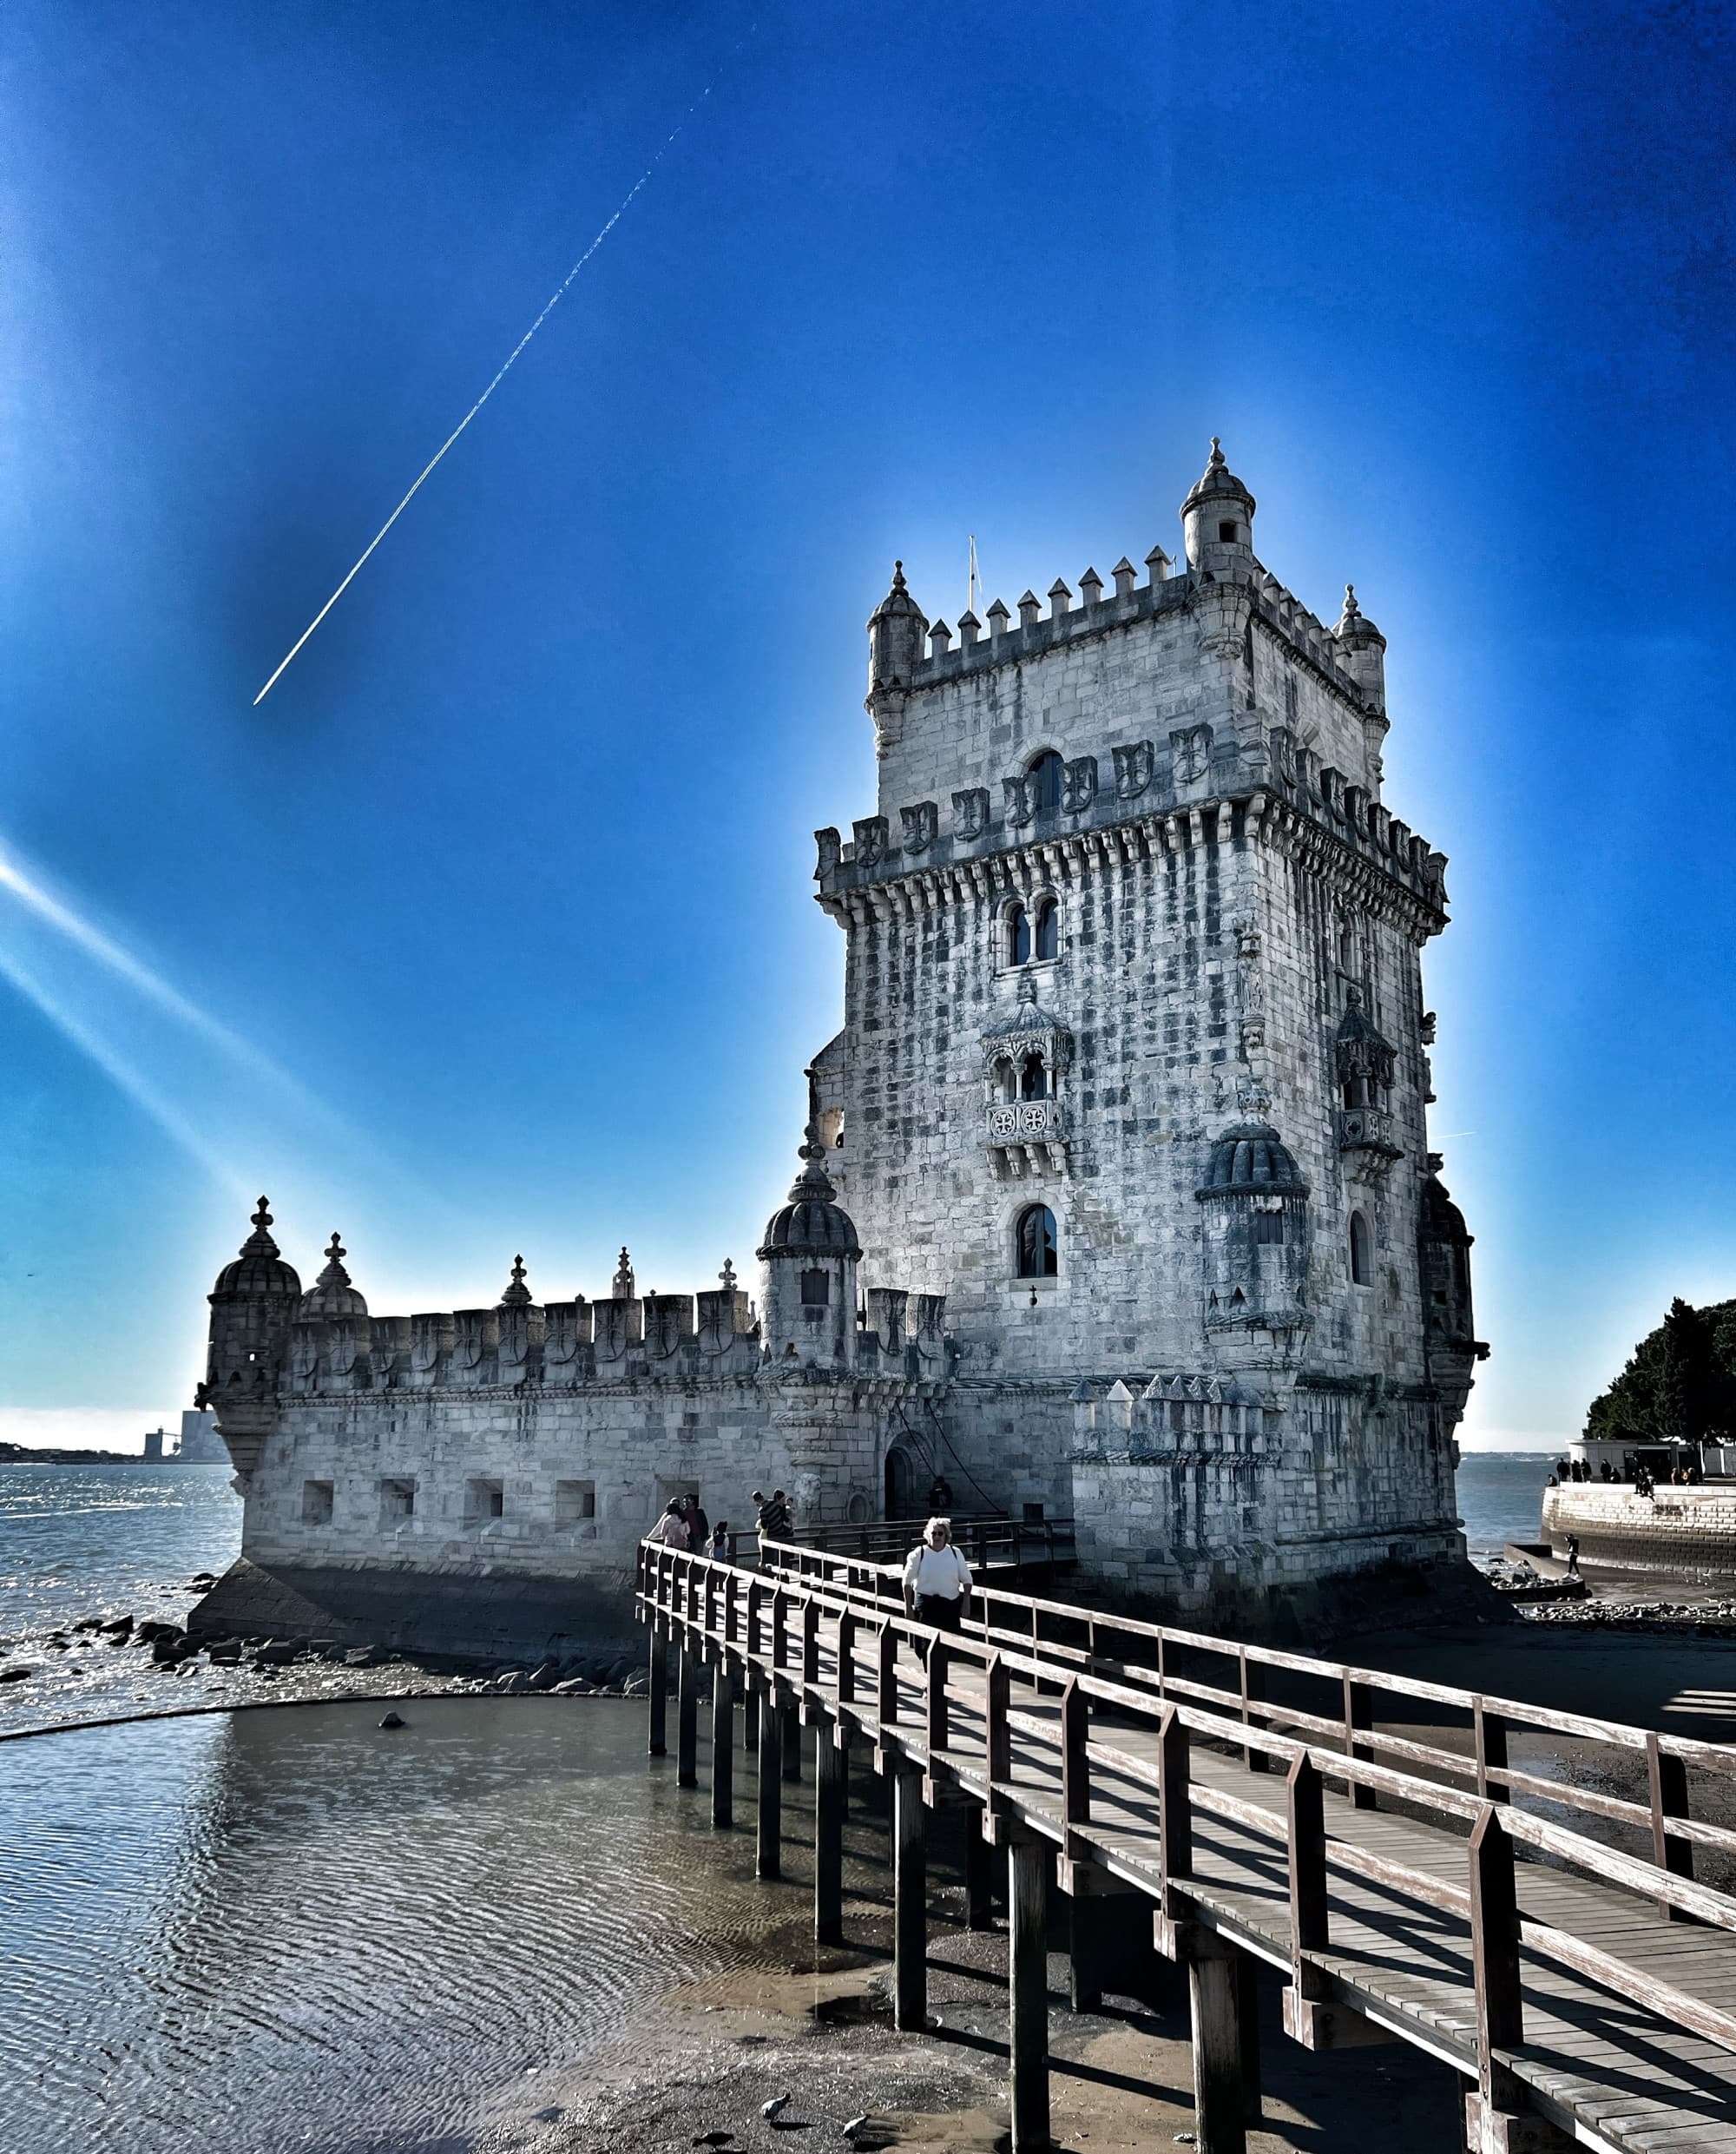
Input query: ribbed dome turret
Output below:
<box><xmin>1198</xmin><ymin>1125</ymin><xmax>1308</xmax><ymax>1196</ymax></box>
<box><xmin>297</xmin><ymin>1233</ymin><xmax>367</xmax><ymax>1320</ymax></box>
<box><xmin>758</xmin><ymin>1130</ymin><xmax>862</xmax><ymax>1260</ymax></box>
<box><xmin>1335</xmin><ymin>584</ymin><xmax>1385</xmax><ymax>650</ymax></box>
<box><xmin>866</xmin><ymin>560</ymin><xmax>929</xmax><ymax>702</ymax></box>
<box><xmin>1181</xmin><ymin>437</ymin><xmax>1256</xmax><ymax>519</ymax></box>
<box><xmin>213</xmin><ymin>1198</ymin><xmax>302</xmax><ymax>1299</ymax></box>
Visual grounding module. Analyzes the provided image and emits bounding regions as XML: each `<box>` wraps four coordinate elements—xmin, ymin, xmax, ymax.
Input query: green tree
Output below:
<box><xmin>1658</xmin><ymin>1298</ymin><xmax>1716</xmax><ymax>1444</ymax></box>
<box><xmin>1583</xmin><ymin>1295</ymin><xmax>1736</xmax><ymax>1446</ymax></box>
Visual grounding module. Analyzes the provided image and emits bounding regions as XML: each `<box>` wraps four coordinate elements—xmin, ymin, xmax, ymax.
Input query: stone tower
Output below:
<box><xmin>810</xmin><ymin>442</ymin><xmax>1484</xmax><ymax>1609</ymax></box>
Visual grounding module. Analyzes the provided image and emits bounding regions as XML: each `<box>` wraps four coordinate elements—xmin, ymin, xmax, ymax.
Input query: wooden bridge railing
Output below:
<box><xmin>783</xmin><ymin>1512</ymin><xmax>1077</xmax><ymax>1571</ymax></box>
<box><xmin>641</xmin><ymin>1538</ymin><xmax>1736</xmax><ymax>2151</ymax></box>
<box><xmin>753</xmin><ymin>1533</ymin><xmax>1736</xmax><ymax>1900</ymax></box>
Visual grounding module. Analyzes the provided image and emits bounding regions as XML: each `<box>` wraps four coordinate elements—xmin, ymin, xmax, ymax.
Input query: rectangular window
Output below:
<box><xmin>800</xmin><ymin>1268</ymin><xmax>831</xmax><ymax>1307</ymax></box>
<box><xmin>379</xmin><ymin>1477</ymin><xmax>416</xmax><ymax>1523</ymax></box>
<box><xmin>556</xmin><ymin>1479</ymin><xmax>596</xmax><ymax>1528</ymax></box>
<box><xmin>1254</xmin><ymin>1211</ymin><xmax>1285</xmax><ymax>1246</ymax></box>
<box><xmin>301</xmin><ymin>1479</ymin><xmax>333</xmax><ymax>1525</ymax></box>
<box><xmin>1218</xmin><ymin>520</ymin><xmax>1239</xmax><ymax>543</ymax></box>
<box><xmin>1022</xmin><ymin>1501</ymin><xmax>1046</xmax><ymax>1524</ymax></box>
<box><xmin>464</xmin><ymin>1477</ymin><xmax>505</xmax><ymax>1525</ymax></box>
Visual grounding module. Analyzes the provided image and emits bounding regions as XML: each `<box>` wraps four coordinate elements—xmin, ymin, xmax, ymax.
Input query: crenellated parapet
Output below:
<box><xmin>1070</xmin><ymin>1370</ymin><xmax>1272</xmax><ymax>1460</ymax></box>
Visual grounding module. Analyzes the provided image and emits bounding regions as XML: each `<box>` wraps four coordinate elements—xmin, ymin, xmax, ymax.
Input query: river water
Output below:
<box><xmin>0</xmin><ymin>1696</ymin><xmax>780</xmax><ymax>2154</ymax></box>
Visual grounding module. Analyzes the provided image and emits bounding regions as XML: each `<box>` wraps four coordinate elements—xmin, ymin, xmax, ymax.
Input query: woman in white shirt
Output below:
<box><xmin>902</xmin><ymin>1517</ymin><xmax>972</xmax><ymax>1633</ymax></box>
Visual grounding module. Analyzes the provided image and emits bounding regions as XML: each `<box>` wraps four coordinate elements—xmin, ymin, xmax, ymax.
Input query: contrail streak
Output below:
<box><xmin>253</xmin><ymin>89</ymin><xmax>713</xmax><ymax>706</ymax></box>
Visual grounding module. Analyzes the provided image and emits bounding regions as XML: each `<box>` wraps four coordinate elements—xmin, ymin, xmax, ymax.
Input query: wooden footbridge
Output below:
<box><xmin>637</xmin><ymin>1538</ymin><xmax>1736</xmax><ymax>2153</ymax></box>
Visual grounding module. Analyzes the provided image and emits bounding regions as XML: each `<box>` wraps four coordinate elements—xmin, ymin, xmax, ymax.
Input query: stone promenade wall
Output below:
<box><xmin>1542</xmin><ymin>1485</ymin><xmax>1736</xmax><ymax>1578</ymax></box>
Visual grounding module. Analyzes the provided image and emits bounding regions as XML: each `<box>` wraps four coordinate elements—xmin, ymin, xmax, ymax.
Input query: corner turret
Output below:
<box><xmin>1180</xmin><ymin>438</ymin><xmax>1256</xmax><ymax>572</ymax></box>
<box><xmin>865</xmin><ymin>562</ymin><xmax>928</xmax><ymax>754</ymax></box>
<box><xmin>201</xmin><ymin>1197</ymin><xmax>300</xmax><ymax>1477</ymax></box>
<box><xmin>1333</xmin><ymin>584</ymin><xmax>1387</xmax><ymax>713</ymax></box>
<box><xmin>757</xmin><ymin>1124</ymin><xmax>860</xmax><ymax>1372</ymax></box>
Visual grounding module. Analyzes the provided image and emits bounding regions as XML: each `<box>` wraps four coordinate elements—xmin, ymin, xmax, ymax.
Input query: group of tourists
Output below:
<box><xmin>646</xmin><ymin>1485</ymin><xmax>805</xmax><ymax>1561</ymax></box>
<box><xmin>649</xmin><ymin>1493</ymin><xmax>728</xmax><ymax>1559</ymax></box>
<box><xmin>1549</xmin><ymin>1454</ymin><xmax>1702</xmax><ymax>1492</ymax></box>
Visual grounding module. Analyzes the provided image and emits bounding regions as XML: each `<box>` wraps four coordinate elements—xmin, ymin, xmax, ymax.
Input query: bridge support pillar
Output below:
<box><xmin>711</xmin><ymin>1663</ymin><xmax>734</xmax><ymax>1828</ymax></box>
<box><xmin>742</xmin><ymin>1684</ymin><xmax>759</xmax><ymax>1754</ymax></box>
<box><xmin>893</xmin><ymin>1762</ymin><xmax>927</xmax><ymax>2031</ymax></box>
<box><xmin>756</xmin><ymin>1684</ymin><xmax>783</xmax><ymax>1880</ymax></box>
<box><xmin>677</xmin><ymin>1643</ymin><xmax>699</xmax><ymax>1787</ymax></box>
<box><xmin>815</xmin><ymin>1721</ymin><xmax>845</xmax><ymax>1945</ymax></box>
<box><xmin>782</xmin><ymin>1703</ymin><xmax>802</xmax><ymax>1783</ymax></box>
<box><xmin>1008</xmin><ymin>1835</ymin><xmax>1051</xmax><ymax>2153</ymax></box>
<box><xmin>1188</xmin><ymin>1940</ymin><xmax>1250</xmax><ymax>2154</ymax></box>
<box><xmin>964</xmin><ymin>1806</ymin><xmax>996</xmax><ymax>1930</ymax></box>
<box><xmin>648</xmin><ymin>1627</ymin><xmax>667</xmax><ymax>1756</ymax></box>
<box><xmin>1069</xmin><ymin>1893</ymin><xmax>1104</xmax><ymax>2013</ymax></box>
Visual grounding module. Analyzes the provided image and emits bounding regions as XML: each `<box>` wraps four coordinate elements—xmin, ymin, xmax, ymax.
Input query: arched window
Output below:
<box><xmin>1349</xmin><ymin>1210</ymin><xmax>1371</xmax><ymax>1286</ymax></box>
<box><xmin>1033</xmin><ymin>896</ymin><xmax>1058</xmax><ymax>961</ymax></box>
<box><xmin>1006</xmin><ymin>904</ymin><xmax>1030</xmax><ymax>965</ymax></box>
<box><xmin>1028</xmin><ymin>751</ymin><xmax>1063</xmax><ymax>814</ymax></box>
<box><xmin>995</xmin><ymin>1057</ymin><xmax>1016</xmax><ymax>1103</ymax></box>
<box><xmin>1016</xmin><ymin>1203</ymin><xmax>1059</xmax><ymax>1279</ymax></box>
<box><xmin>1019</xmin><ymin>1051</ymin><xmax>1047</xmax><ymax>1100</ymax></box>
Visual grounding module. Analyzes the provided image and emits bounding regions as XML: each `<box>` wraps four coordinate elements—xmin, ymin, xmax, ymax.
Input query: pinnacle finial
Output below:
<box><xmin>501</xmin><ymin>1253</ymin><xmax>532</xmax><ymax>1308</ymax></box>
<box><xmin>253</xmin><ymin>1196</ymin><xmax>272</xmax><ymax>1232</ymax></box>
<box><xmin>1344</xmin><ymin>583</ymin><xmax>1360</xmax><ymax>617</ymax></box>
<box><xmin>720</xmin><ymin>1257</ymin><xmax>738</xmax><ymax>1293</ymax></box>
<box><xmin>325</xmin><ymin>1232</ymin><xmax>345</xmax><ymax>1267</ymax></box>
<box><xmin>611</xmin><ymin>1246</ymin><xmax>635</xmax><ymax>1298</ymax></box>
<box><xmin>1209</xmin><ymin>435</ymin><xmax>1224</xmax><ymax>463</ymax></box>
<box><xmin>891</xmin><ymin>559</ymin><xmax>906</xmax><ymax>590</ymax></box>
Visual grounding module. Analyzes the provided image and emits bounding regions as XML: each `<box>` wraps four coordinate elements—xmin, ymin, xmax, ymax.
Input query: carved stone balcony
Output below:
<box><xmin>1337</xmin><ymin>1105</ymin><xmax>1404</xmax><ymax>1182</ymax></box>
<box><xmin>986</xmin><ymin>1097</ymin><xmax>1068</xmax><ymax>1177</ymax></box>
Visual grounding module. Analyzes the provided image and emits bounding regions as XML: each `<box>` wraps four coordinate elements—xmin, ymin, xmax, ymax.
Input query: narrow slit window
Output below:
<box><xmin>1034</xmin><ymin>898</ymin><xmax>1058</xmax><ymax>961</ymax></box>
<box><xmin>1349</xmin><ymin>1210</ymin><xmax>1372</xmax><ymax>1286</ymax></box>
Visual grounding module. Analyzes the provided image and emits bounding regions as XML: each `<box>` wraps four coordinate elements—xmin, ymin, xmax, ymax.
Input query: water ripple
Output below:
<box><xmin>0</xmin><ymin>1697</ymin><xmax>766</xmax><ymax>2153</ymax></box>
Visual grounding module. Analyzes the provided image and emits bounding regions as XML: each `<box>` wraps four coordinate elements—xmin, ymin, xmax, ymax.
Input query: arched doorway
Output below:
<box><xmin>884</xmin><ymin>1444</ymin><xmax>917</xmax><ymax>1521</ymax></box>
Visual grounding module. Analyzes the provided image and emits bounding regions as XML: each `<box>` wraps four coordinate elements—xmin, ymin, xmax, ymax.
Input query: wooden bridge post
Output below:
<box><xmin>1188</xmin><ymin>1943</ymin><xmax>1250</xmax><ymax>2154</ymax></box>
<box><xmin>1647</xmin><ymin>1732</ymin><xmax>1695</xmax><ymax>1920</ymax></box>
<box><xmin>1474</xmin><ymin>1699</ymin><xmax>1509</xmax><ymax>1806</ymax></box>
<box><xmin>1344</xmin><ymin>1676</ymin><xmax>1378</xmax><ymax>1809</ymax></box>
<box><xmin>677</xmin><ymin>1640</ymin><xmax>699</xmax><ymax>1787</ymax></box>
<box><xmin>1465</xmin><ymin>1804</ymin><xmax>1560</xmax><ymax>2151</ymax></box>
<box><xmin>742</xmin><ymin>1683</ymin><xmax>760</xmax><ymax>1754</ymax></box>
<box><xmin>878</xmin><ymin>1622</ymin><xmax>898</xmax><ymax>1736</ymax></box>
<box><xmin>1240</xmin><ymin>1650</ymin><xmax>1268</xmax><ymax>1774</ymax></box>
<box><xmin>815</xmin><ymin>1718</ymin><xmax>845</xmax><ymax>1945</ymax></box>
<box><xmin>1069</xmin><ymin>1894</ymin><xmax>1103</xmax><ymax>2014</ymax></box>
<box><xmin>964</xmin><ymin>1805</ymin><xmax>996</xmax><ymax>1929</ymax></box>
<box><xmin>782</xmin><ymin>1703</ymin><xmax>802</xmax><ymax>1784</ymax></box>
<box><xmin>893</xmin><ymin>1761</ymin><xmax>928</xmax><ymax>2032</ymax></box>
<box><xmin>711</xmin><ymin>1661</ymin><xmax>734</xmax><ymax>1828</ymax></box>
<box><xmin>648</xmin><ymin>1624</ymin><xmax>667</xmax><ymax>1756</ymax></box>
<box><xmin>1008</xmin><ymin>1835</ymin><xmax>1052</xmax><ymax>2153</ymax></box>
<box><xmin>756</xmin><ymin>1682</ymin><xmax>783</xmax><ymax>1881</ymax></box>
<box><xmin>927</xmin><ymin>1639</ymin><xmax>950</xmax><ymax>1755</ymax></box>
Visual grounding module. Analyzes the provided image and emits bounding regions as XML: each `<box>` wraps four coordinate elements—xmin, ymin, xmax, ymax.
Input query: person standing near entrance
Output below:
<box><xmin>902</xmin><ymin>1517</ymin><xmax>972</xmax><ymax>1633</ymax></box>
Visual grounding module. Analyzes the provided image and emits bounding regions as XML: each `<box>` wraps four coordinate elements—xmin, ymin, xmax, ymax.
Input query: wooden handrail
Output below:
<box><xmin>640</xmin><ymin>1538</ymin><xmax>1736</xmax><ymax>2069</ymax></box>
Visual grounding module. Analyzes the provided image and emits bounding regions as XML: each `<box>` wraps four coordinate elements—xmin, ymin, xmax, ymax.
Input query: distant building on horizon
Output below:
<box><xmin>174</xmin><ymin>1409</ymin><xmax>225</xmax><ymax>1463</ymax></box>
<box><xmin>142</xmin><ymin>1426</ymin><xmax>166</xmax><ymax>1462</ymax></box>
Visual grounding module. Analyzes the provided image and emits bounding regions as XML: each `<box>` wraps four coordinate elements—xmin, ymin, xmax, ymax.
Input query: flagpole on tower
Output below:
<box><xmin>968</xmin><ymin>534</ymin><xmax>979</xmax><ymax>620</ymax></box>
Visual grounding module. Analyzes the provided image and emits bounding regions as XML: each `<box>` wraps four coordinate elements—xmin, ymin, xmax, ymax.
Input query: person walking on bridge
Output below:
<box><xmin>903</xmin><ymin>1517</ymin><xmax>972</xmax><ymax>1635</ymax></box>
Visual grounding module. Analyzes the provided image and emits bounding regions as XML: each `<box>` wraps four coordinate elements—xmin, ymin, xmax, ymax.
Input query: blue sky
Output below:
<box><xmin>2</xmin><ymin>1</ymin><xmax>1731</xmax><ymax>1452</ymax></box>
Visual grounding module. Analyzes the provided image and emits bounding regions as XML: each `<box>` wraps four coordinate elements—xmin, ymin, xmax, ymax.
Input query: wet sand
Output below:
<box><xmin>521</xmin><ymin>1755</ymin><xmax>1468</xmax><ymax>2154</ymax></box>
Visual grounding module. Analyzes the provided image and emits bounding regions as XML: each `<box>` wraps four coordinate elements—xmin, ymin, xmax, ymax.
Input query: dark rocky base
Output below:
<box><xmin>1061</xmin><ymin>1554</ymin><xmax>1516</xmax><ymax>1645</ymax></box>
<box><xmin>187</xmin><ymin>1556</ymin><xmax>639</xmax><ymax>1664</ymax></box>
